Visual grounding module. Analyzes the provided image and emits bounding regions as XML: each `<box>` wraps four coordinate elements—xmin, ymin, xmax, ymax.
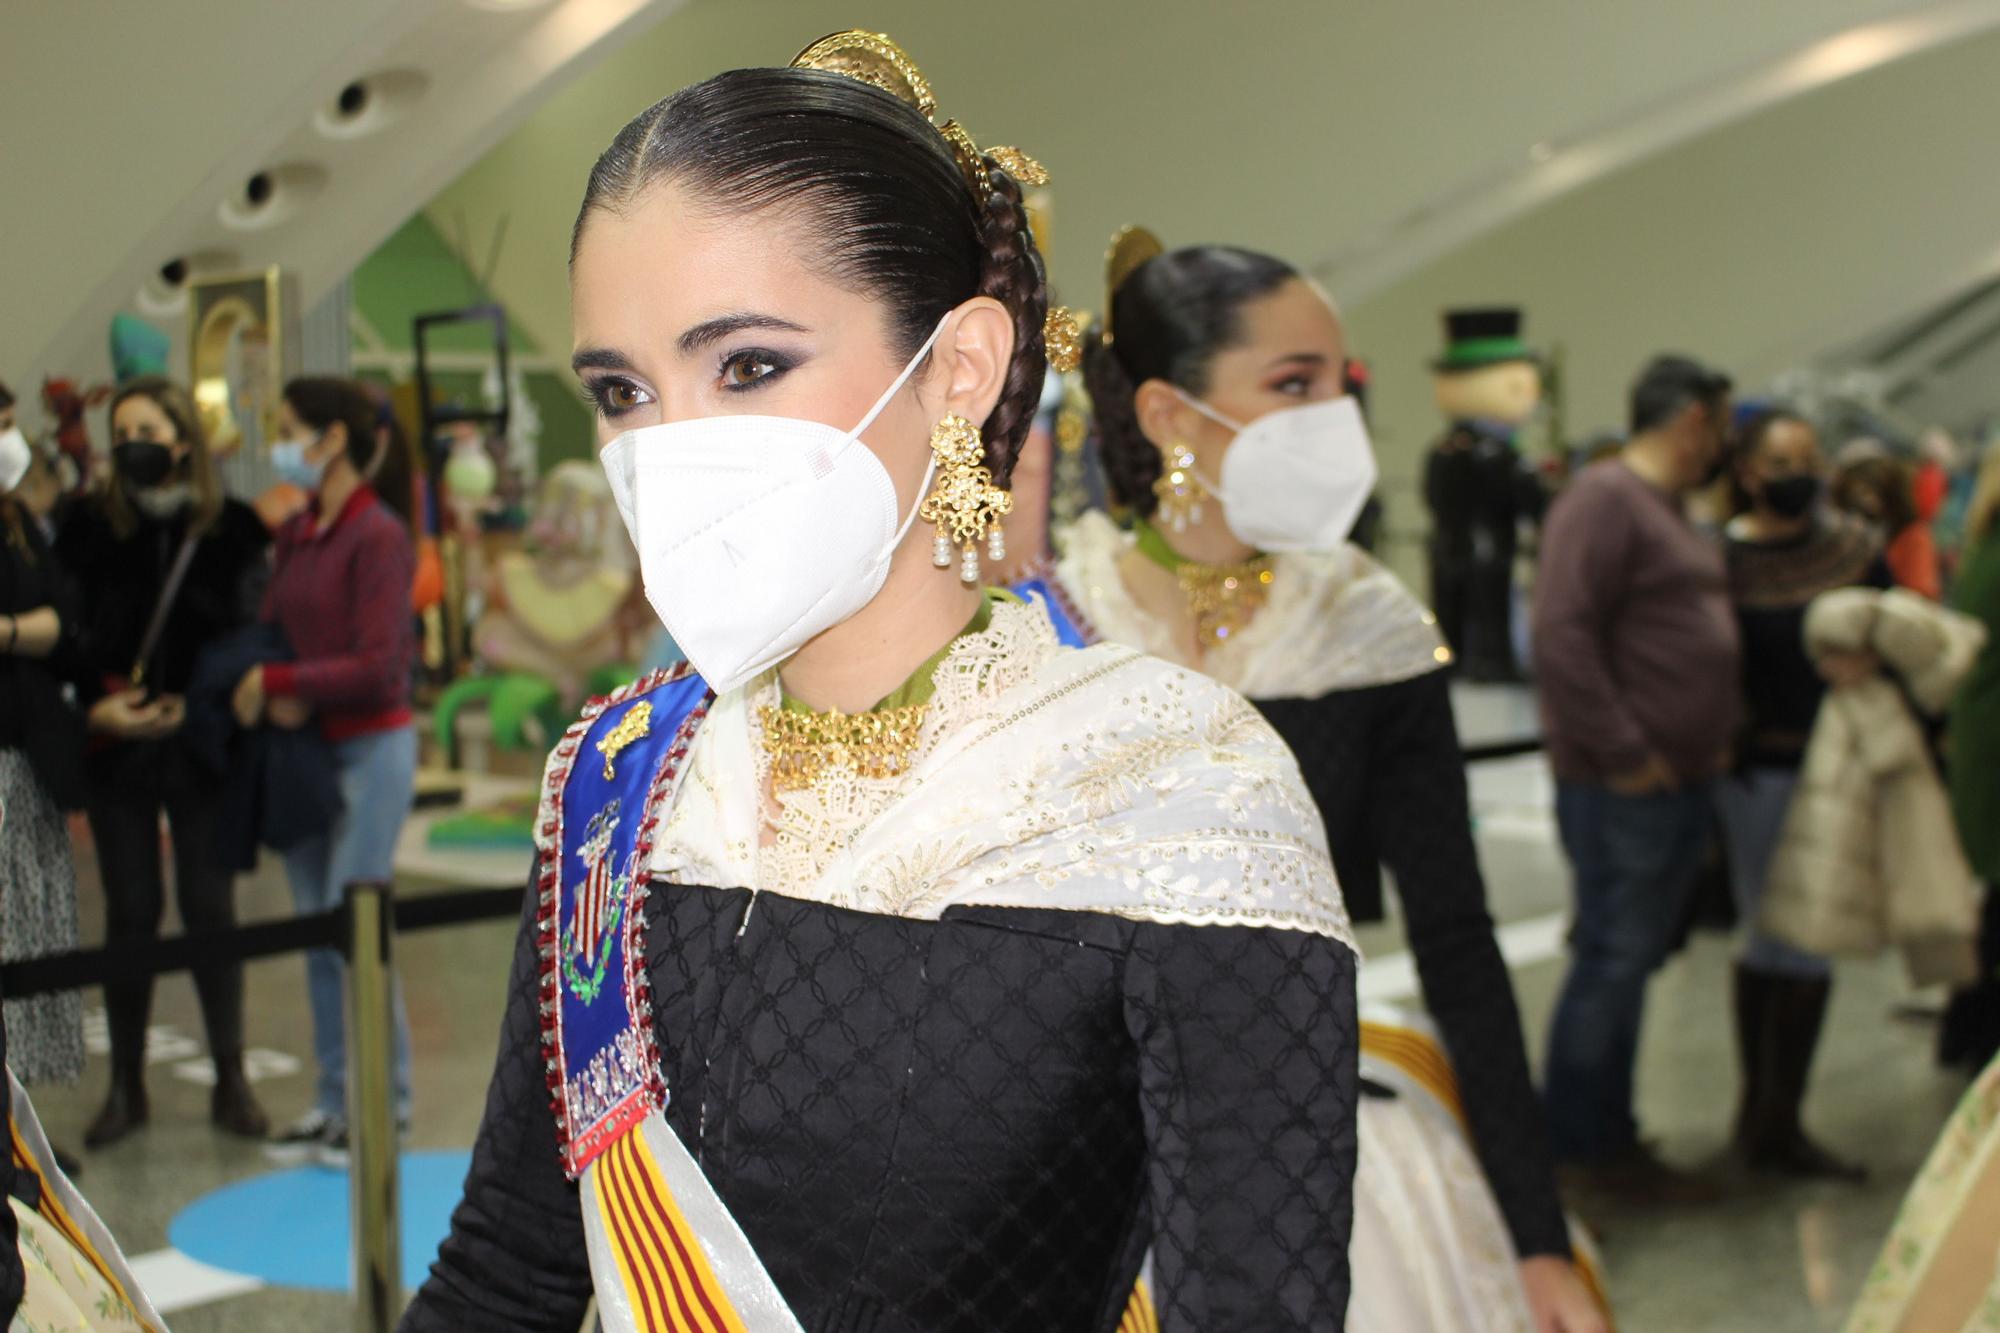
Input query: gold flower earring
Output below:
<box><xmin>920</xmin><ymin>414</ymin><xmax>1013</xmax><ymax>584</ymax></box>
<box><xmin>1152</xmin><ymin>440</ymin><xmax>1208</xmax><ymax>533</ymax></box>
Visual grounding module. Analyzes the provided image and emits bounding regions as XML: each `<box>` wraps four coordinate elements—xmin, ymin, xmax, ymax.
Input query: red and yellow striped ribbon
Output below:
<box><xmin>9</xmin><ymin>1121</ymin><xmax>153</xmax><ymax>1330</ymax></box>
<box><xmin>592</xmin><ymin>1129</ymin><xmax>750</xmax><ymax>1333</ymax></box>
<box><xmin>1118</xmin><ymin>1276</ymin><xmax>1158</xmax><ymax>1332</ymax></box>
<box><xmin>1360</xmin><ymin>1019</ymin><xmax>1467</xmax><ymax>1128</ymax></box>
<box><xmin>1360</xmin><ymin>1020</ymin><xmax>1617</xmax><ymax>1329</ymax></box>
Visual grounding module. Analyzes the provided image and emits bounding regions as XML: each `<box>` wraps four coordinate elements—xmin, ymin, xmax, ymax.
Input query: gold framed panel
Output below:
<box><xmin>186</xmin><ymin>266</ymin><xmax>295</xmax><ymax>457</ymax></box>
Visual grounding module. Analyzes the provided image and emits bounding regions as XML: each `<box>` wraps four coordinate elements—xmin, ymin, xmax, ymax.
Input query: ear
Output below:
<box><xmin>1133</xmin><ymin>377</ymin><xmax>1201</xmax><ymax>453</ymax></box>
<box><xmin>936</xmin><ymin>296</ymin><xmax>1014</xmax><ymax>425</ymax></box>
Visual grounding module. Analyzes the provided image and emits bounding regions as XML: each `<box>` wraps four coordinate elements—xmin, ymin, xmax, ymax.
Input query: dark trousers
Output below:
<box><xmin>84</xmin><ymin>743</ymin><xmax>244</xmax><ymax>1069</ymax></box>
<box><xmin>1543</xmin><ymin>780</ymin><xmax>1713</xmax><ymax>1162</ymax></box>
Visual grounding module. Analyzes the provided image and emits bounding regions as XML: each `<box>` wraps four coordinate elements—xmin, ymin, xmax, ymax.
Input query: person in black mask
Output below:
<box><xmin>56</xmin><ymin>375</ymin><xmax>272</xmax><ymax>1147</ymax></box>
<box><xmin>1716</xmin><ymin>407</ymin><xmax>1889</xmax><ymax>1181</ymax></box>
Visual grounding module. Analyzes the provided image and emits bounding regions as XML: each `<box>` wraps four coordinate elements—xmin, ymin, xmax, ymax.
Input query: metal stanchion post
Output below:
<box><xmin>345</xmin><ymin>881</ymin><xmax>401</xmax><ymax>1331</ymax></box>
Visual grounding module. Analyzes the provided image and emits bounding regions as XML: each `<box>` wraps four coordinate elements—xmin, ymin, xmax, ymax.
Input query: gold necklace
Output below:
<box><xmin>1176</xmin><ymin>559</ymin><xmax>1275</xmax><ymax>648</ymax></box>
<box><xmin>758</xmin><ymin>702</ymin><xmax>930</xmax><ymax>792</ymax></box>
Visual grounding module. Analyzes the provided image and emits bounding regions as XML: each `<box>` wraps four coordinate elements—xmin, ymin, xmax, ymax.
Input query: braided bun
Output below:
<box><xmin>972</xmin><ymin>158</ymin><xmax>1048</xmax><ymax>487</ymax></box>
<box><xmin>1081</xmin><ymin>324</ymin><xmax>1158</xmax><ymax>515</ymax></box>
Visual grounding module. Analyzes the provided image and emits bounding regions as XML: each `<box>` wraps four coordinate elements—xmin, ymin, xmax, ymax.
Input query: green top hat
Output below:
<box><xmin>1433</xmin><ymin>307</ymin><xmax>1535</xmax><ymax>372</ymax></box>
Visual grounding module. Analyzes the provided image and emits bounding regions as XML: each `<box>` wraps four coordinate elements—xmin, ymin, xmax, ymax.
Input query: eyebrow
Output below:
<box><xmin>571</xmin><ymin>347</ymin><xmax>633</xmax><ymax>375</ymax></box>
<box><xmin>677</xmin><ymin>312</ymin><xmax>810</xmax><ymax>356</ymax></box>
<box><xmin>1264</xmin><ymin>351</ymin><xmax>1330</xmax><ymax>372</ymax></box>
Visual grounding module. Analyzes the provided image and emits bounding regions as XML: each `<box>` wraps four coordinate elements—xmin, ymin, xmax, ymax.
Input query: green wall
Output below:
<box><xmin>351</xmin><ymin>213</ymin><xmax>594</xmax><ymax>465</ymax></box>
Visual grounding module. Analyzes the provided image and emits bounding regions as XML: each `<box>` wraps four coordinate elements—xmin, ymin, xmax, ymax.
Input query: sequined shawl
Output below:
<box><xmin>1054</xmin><ymin>509</ymin><xmax>1450</xmax><ymax>701</ymax></box>
<box><xmin>653</xmin><ymin>596</ymin><xmax>1355</xmax><ymax>945</ymax></box>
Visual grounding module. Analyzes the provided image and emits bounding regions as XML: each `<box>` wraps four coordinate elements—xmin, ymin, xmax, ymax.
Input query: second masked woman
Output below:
<box><xmin>1026</xmin><ymin>234</ymin><xmax>1605</xmax><ymax>1332</ymax></box>
<box><xmin>409</xmin><ymin>31</ymin><xmax>1360</xmax><ymax>1333</ymax></box>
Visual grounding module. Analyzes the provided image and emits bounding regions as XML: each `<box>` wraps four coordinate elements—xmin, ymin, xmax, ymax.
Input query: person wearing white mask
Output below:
<box><xmin>410</xmin><ymin>31</ymin><xmax>1360</xmax><ymax>1333</ymax></box>
<box><xmin>1033</xmin><ymin>231</ymin><xmax>1607</xmax><ymax>1333</ymax></box>
<box><xmin>0</xmin><ymin>378</ymin><xmax>88</xmax><ymax>1119</ymax></box>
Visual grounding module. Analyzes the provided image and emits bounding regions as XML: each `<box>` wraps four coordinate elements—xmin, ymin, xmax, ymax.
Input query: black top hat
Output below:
<box><xmin>1434</xmin><ymin>307</ymin><xmax>1536</xmax><ymax>372</ymax></box>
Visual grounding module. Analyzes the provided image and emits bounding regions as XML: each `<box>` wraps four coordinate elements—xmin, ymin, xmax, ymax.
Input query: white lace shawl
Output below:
<box><xmin>653</xmin><ymin>596</ymin><xmax>1354</xmax><ymax>945</ymax></box>
<box><xmin>1054</xmin><ymin>509</ymin><xmax>1450</xmax><ymax>701</ymax></box>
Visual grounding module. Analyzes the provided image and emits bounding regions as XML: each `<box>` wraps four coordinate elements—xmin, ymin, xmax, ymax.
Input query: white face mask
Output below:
<box><xmin>599</xmin><ymin>316</ymin><xmax>947</xmax><ymax>694</ymax></box>
<box><xmin>1175</xmin><ymin>391</ymin><xmax>1379</xmax><ymax>553</ymax></box>
<box><xmin>0</xmin><ymin>427</ymin><xmax>30</xmax><ymax>494</ymax></box>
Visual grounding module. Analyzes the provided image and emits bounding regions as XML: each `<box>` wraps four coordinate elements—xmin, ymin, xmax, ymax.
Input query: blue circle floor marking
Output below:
<box><xmin>168</xmin><ymin>1150</ymin><xmax>472</xmax><ymax>1292</ymax></box>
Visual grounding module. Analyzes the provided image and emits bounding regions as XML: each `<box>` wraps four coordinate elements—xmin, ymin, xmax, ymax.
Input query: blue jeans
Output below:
<box><xmin>1544</xmin><ymin>780</ymin><xmax>1714</xmax><ymax>1163</ymax></box>
<box><xmin>1715</xmin><ymin>768</ymin><xmax>1832</xmax><ymax>980</ymax></box>
<box><xmin>282</xmin><ymin>726</ymin><xmax>416</xmax><ymax>1118</ymax></box>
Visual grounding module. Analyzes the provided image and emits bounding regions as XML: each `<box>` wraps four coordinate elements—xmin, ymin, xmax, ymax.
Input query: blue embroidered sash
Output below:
<box><xmin>537</xmin><ymin>668</ymin><xmax>712</xmax><ymax>1178</ymax></box>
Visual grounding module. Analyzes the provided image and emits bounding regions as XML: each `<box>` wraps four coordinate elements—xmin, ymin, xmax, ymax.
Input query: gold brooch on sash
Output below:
<box><xmin>759</xmin><ymin>703</ymin><xmax>930</xmax><ymax>792</ymax></box>
<box><xmin>596</xmin><ymin>701</ymin><xmax>653</xmax><ymax>780</ymax></box>
<box><xmin>1178</xmin><ymin>559</ymin><xmax>1276</xmax><ymax>649</ymax></box>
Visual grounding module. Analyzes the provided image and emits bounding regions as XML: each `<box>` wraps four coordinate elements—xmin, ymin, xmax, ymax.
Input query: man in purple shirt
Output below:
<box><xmin>1532</xmin><ymin>355</ymin><xmax>1740</xmax><ymax>1200</ymax></box>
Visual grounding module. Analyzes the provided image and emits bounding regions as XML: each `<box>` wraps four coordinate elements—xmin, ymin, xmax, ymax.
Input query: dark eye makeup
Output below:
<box><xmin>581</xmin><ymin>345</ymin><xmax>802</xmax><ymax>422</ymax></box>
<box><xmin>582</xmin><ymin>376</ymin><xmax>652</xmax><ymax>420</ymax></box>
<box><xmin>719</xmin><ymin>347</ymin><xmax>796</xmax><ymax>392</ymax></box>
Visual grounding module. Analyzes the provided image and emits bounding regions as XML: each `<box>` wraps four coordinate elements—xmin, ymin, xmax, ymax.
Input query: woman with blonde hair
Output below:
<box><xmin>57</xmin><ymin>374</ymin><xmax>273</xmax><ymax>1146</ymax></box>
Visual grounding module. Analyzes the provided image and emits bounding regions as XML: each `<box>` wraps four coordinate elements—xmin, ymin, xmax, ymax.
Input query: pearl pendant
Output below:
<box><xmin>932</xmin><ymin>530</ymin><xmax>952</xmax><ymax>568</ymax></box>
<box><xmin>988</xmin><ymin>527</ymin><xmax>1005</xmax><ymax>562</ymax></box>
<box><xmin>959</xmin><ymin>543</ymin><xmax>980</xmax><ymax>584</ymax></box>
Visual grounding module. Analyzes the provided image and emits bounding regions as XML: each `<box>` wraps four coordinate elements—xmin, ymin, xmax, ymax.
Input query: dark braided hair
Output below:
<box><xmin>572</xmin><ymin>67</ymin><xmax>1048</xmax><ymax>484</ymax></box>
<box><xmin>1082</xmin><ymin>246</ymin><xmax>1295</xmax><ymax>516</ymax></box>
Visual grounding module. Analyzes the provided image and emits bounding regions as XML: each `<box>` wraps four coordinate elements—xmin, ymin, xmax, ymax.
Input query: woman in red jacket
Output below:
<box><xmin>235</xmin><ymin>377</ymin><xmax>416</xmax><ymax>1161</ymax></box>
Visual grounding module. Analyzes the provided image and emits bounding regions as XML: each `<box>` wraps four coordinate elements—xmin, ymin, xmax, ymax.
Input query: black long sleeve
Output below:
<box><xmin>1362</xmin><ymin>669</ymin><xmax>1569</xmax><ymax>1259</ymax></box>
<box><xmin>1126</xmin><ymin>921</ymin><xmax>1359</xmax><ymax>1331</ymax></box>
<box><xmin>401</xmin><ymin>876</ymin><xmax>594</xmax><ymax>1331</ymax></box>
<box><xmin>411</xmin><ymin>877</ymin><xmax>1361</xmax><ymax>1331</ymax></box>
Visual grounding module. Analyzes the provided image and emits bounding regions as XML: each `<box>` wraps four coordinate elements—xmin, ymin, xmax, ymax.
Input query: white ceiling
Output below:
<box><xmin>10</xmin><ymin>0</ymin><xmax>2000</xmax><ymax>460</ymax></box>
<box><xmin>1</xmin><ymin>0</ymin><xmax>683</xmax><ymax>392</ymax></box>
<box><xmin>422</xmin><ymin>0</ymin><xmax>1979</xmax><ymax>366</ymax></box>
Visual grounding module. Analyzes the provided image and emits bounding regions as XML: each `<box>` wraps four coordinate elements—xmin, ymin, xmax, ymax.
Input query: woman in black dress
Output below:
<box><xmin>409</xmin><ymin>31</ymin><xmax>1359</xmax><ymax>1332</ymax></box>
<box><xmin>0</xmin><ymin>390</ymin><xmax>87</xmax><ymax>1096</ymax></box>
<box><xmin>1041</xmin><ymin>234</ymin><xmax>1601</xmax><ymax>1330</ymax></box>
<box><xmin>57</xmin><ymin>376</ymin><xmax>271</xmax><ymax>1145</ymax></box>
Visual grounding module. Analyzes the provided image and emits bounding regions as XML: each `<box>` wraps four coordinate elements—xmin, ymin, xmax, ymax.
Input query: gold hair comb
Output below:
<box><xmin>792</xmin><ymin>31</ymin><xmax>1047</xmax><ymax>194</ymax></box>
<box><xmin>794</xmin><ymin>30</ymin><xmax>1075</xmax><ymax>373</ymax></box>
<box><xmin>1102</xmin><ymin>225</ymin><xmax>1164</xmax><ymax>346</ymax></box>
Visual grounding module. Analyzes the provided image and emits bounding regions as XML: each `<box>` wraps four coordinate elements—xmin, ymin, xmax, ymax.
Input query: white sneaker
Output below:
<box><xmin>263</xmin><ymin>1108</ymin><xmax>345</xmax><ymax>1165</ymax></box>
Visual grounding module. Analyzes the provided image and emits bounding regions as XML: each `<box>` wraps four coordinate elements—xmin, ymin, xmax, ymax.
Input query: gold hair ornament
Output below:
<box><xmin>792</xmin><ymin>32</ymin><xmax>1050</xmax><ymax>196</ymax></box>
<box><xmin>1102</xmin><ymin>225</ymin><xmax>1165</xmax><ymax>346</ymax></box>
<box><xmin>920</xmin><ymin>413</ymin><xmax>1013</xmax><ymax>584</ymax></box>
<box><xmin>1043</xmin><ymin>307</ymin><xmax>1083</xmax><ymax>374</ymax></box>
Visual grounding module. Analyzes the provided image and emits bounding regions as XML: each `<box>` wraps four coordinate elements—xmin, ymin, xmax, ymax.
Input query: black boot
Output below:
<box><xmin>1733</xmin><ymin>964</ymin><xmax>1865</xmax><ymax>1181</ymax></box>
<box><xmin>84</xmin><ymin>986</ymin><xmax>151</xmax><ymax>1149</ymax></box>
<box><xmin>210</xmin><ymin>1050</ymin><xmax>269</xmax><ymax>1139</ymax></box>
<box><xmin>192</xmin><ymin>949</ymin><xmax>266</xmax><ymax>1139</ymax></box>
